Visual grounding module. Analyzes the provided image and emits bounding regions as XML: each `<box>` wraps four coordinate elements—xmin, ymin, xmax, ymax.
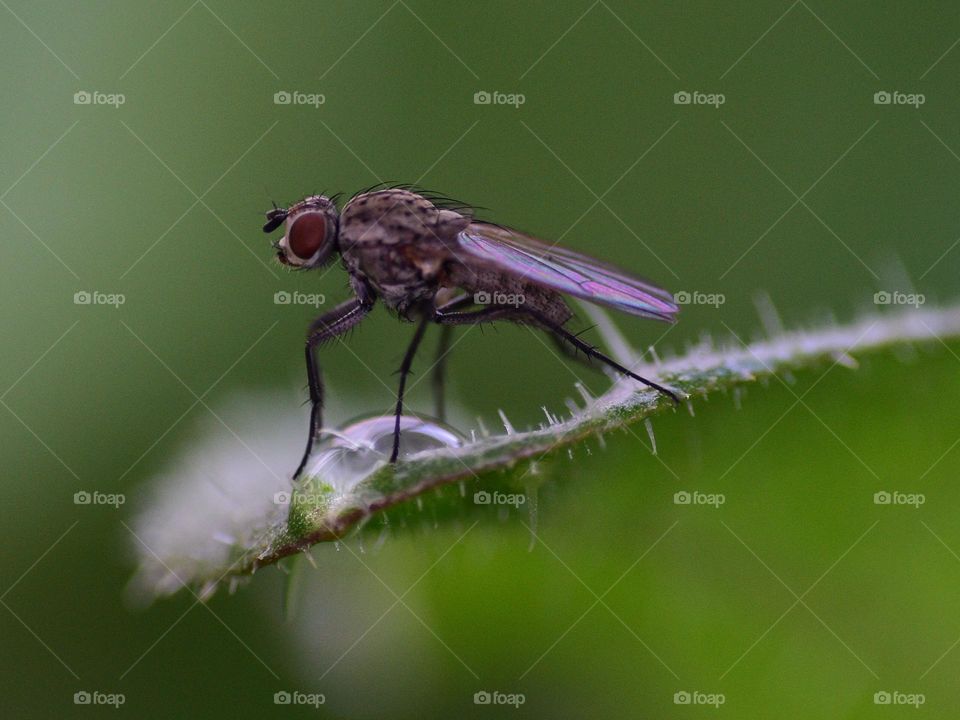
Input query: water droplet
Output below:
<box><xmin>304</xmin><ymin>414</ymin><xmax>465</xmax><ymax>493</ymax></box>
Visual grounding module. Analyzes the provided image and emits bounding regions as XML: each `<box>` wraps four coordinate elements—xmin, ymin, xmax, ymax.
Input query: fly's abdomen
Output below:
<box><xmin>447</xmin><ymin>263</ymin><xmax>572</xmax><ymax>325</ymax></box>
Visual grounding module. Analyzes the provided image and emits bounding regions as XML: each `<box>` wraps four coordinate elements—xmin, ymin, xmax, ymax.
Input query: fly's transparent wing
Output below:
<box><xmin>454</xmin><ymin>222</ymin><xmax>678</xmax><ymax>321</ymax></box>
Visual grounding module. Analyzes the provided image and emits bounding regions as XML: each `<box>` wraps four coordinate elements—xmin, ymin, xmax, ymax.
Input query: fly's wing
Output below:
<box><xmin>453</xmin><ymin>222</ymin><xmax>678</xmax><ymax>321</ymax></box>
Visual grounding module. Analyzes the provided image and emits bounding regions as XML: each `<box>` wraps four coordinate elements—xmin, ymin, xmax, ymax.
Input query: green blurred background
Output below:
<box><xmin>3</xmin><ymin>1</ymin><xmax>960</xmax><ymax>717</ymax></box>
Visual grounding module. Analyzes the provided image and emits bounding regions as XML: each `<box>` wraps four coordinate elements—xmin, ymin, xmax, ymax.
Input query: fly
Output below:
<box><xmin>263</xmin><ymin>186</ymin><xmax>681</xmax><ymax>478</ymax></box>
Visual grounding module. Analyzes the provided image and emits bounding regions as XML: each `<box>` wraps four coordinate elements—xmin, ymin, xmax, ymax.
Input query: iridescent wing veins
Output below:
<box><xmin>453</xmin><ymin>222</ymin><xmax>678</xmax><ymax>321</ymax></box>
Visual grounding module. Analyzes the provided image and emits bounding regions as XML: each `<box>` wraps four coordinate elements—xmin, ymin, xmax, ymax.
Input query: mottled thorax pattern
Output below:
<box><xmin>338</xmin><ymin>189</ymin><xmax>469</xmax><ymax>316</ymax></box>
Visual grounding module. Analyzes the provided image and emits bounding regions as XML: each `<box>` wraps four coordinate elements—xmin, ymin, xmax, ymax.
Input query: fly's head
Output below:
<box><xmin>263</xmin><ymin>195</ymin><xmax>340</xmax><ymax>269</ymax></box>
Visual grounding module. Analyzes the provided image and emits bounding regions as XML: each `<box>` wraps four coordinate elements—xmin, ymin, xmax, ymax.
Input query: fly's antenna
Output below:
<box><xmin>262</xmin><ymin>201</ymin><xmax>289</xmax><ymax>233</ymax></box>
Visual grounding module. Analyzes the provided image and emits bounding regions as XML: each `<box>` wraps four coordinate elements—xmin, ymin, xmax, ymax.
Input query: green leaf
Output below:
<box><xmin>129</xmin><ymin>304</ymin><xmax>960</xmax><ymax>601</ymax></box>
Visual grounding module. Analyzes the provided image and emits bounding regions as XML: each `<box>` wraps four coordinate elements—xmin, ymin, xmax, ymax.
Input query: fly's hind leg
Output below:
<box><xmin>542</xmin><ymin>320</ymin><xmax>680</xmax><ymax>403</ymax></box>
<box><xmin>549</xmin><ymin>332</ymin><xmax>601</xmax><ymax>373</ymax></box>
<box><xmin>433</xmin><ymin>304</ymin><xmax>680</xmax><ymax>404</ymax></box>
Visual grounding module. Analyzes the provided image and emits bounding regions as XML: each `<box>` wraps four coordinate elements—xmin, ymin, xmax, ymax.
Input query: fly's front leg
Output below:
<box><xmin>296</xmin><ymin>295</ymin><xmax>374</xmax><ymax>479</ymax></box>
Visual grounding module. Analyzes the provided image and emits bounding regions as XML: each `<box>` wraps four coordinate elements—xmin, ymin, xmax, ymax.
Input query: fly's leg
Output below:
<box><xmin>541</xmin><ymin>320</ymin><xmax>680</xmax><ymax>403</ymax></box>
<box><xmin>296</xmin><ymin>296</ymin><xmax>374</xmax><ymax>479</ymax></box>
<box><xmin>390</xmin><ymin>313</ymin><xmax>431</xmax><ymax>463</ymax></box>
<box><xmin>429</xmin><ymin>293</ymin><xmax>474</xmax><ymax>421</ymax></box>
<box><xmin>434</xmin><ymin>305</ymin><xmax>680</xmax><ymax>404</ymax></box>
<box><xmin>549</xmin><ymin>333</ymin><xmax>600</xmax><ymax>372</ymax></box>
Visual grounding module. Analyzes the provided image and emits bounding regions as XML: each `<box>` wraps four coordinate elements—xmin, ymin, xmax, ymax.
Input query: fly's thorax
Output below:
<box><xmin>339</xmin><ymin>189</ymin><xmax>470</xmax><ymax>306</ymax></box>
<box><xmin>340</xmin><ymin>189</ymin><xmax>469</xmax><ymax>247</ymax></box>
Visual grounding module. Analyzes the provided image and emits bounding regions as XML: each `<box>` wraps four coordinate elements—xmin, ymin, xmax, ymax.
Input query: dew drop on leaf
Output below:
<box><xmin>304</xmin><ymin>415</ymin><xmax>464</xmax><ymax>492</ymax></box>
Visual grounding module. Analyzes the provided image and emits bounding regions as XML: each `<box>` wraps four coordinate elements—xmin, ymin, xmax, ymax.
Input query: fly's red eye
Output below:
<box><xmin>287</xmin><ymin>213</ymin><xmax>327</xmax><ymax>259</ymax></box>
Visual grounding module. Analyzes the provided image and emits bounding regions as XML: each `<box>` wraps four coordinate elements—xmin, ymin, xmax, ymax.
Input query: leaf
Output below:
<box><xmin>129</xmin><ymin>304</ymin><xmax>960</xmax><ymax>601</ymax></box>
